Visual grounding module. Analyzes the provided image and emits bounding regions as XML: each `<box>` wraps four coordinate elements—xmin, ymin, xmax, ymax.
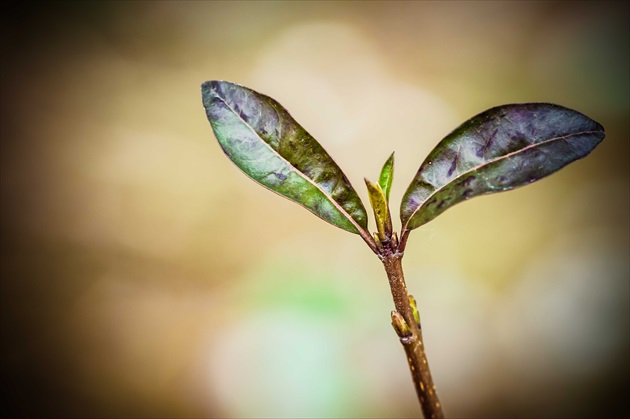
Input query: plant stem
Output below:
<box><xmin>381</xmin><ymin>250</ymin><xmax>444</xmax><ymax>419</ymax></box>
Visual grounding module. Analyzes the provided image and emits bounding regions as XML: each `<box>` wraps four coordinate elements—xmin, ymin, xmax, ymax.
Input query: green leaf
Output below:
<box><xmin>378</xmin><ymin>152</ymin><xmax>395</xmax><ymax>202</ymax></box>
<box><xmin>365</xmin><ymin>178</ymin><xmax>392</xmax><ymax>241</ymax></box>
<box><xmin>202</xmin><ymin>81</ymin><xmax>368</xmax><ymax>234</ymax></box>
<box><xmin>401</xmin><ymin>103</ymin><xmax>605</xmax><ymax>230</ymax></box>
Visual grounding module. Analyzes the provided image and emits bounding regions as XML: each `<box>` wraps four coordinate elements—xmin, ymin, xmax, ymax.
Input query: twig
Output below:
<box><xmin>380</xmin><ymin>243</ymin><xmax>444</xmax><ymax>418</ymax></box>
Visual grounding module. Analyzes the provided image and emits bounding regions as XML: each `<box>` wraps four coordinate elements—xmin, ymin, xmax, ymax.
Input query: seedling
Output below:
<box><xmin>201</xmin><ymin>80</ymin><xmax>605</xmax><ymax>418</ymax></box>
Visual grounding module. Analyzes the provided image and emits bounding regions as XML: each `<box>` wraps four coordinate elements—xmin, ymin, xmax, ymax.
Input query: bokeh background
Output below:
<box><xmin>2</xmin><ymin>1</ymin><xmax>628</xmax><ymax>418</ymax></box>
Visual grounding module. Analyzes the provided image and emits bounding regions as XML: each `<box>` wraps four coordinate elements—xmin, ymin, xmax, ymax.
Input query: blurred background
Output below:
<box><xmin>1</xmin><ymin>1</ymin><xmax>628</xmax><ymax>417</ymax></box>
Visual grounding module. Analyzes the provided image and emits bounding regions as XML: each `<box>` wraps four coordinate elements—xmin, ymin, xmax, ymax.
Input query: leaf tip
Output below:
<box><xmin>365</xmin><ymin>178</ymin><xmax>383</xmax><ymax>193</ymax></box>
<box><xmin>201</xmin><ymin>80</ymin><xmax>219</xmax><ymax>94</ymax></box>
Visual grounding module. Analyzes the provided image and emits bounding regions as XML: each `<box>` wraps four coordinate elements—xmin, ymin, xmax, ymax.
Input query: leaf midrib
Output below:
<box><xmin>402</xmin><ymin>129</ymin><xmax>603</xmax><ymax>230</ymax></box>
<box><xmin>211</xmin><ymin>87</ymin><xmax>368</xmax><ymax>235</ymax></box>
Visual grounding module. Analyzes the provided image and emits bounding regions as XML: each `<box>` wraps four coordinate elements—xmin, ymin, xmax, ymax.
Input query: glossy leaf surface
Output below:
<box><xmin>378</xmin><ymin>152</ymin><xmax>395</xmax><ymax>202</ymax></box>
<box><xmin>401</xmin><ymin>103</ymin><xmax>605</xmax><ymax>230</ymax></box>
<box><xmin>365</xmin><ymin>178</ymin><xmax>392</xmax><ymax>241</ymax></box>
<box><xmin>202</xmin><ymin>81</ymin><xmax>368</xmax><ymax>234</ymax></box>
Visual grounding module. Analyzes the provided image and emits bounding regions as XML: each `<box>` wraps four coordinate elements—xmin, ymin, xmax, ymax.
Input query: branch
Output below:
<box><xmin>382</xmin><ymin>252</ymin><xmax>444</xmax><ymax>419</ymax></box>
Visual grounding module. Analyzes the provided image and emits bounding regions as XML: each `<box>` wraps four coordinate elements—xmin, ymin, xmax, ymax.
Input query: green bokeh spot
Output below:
<box><xmin>241</xmin><ymin>259</ymin><xmax>356</xmax><ymax>319</ymax></box>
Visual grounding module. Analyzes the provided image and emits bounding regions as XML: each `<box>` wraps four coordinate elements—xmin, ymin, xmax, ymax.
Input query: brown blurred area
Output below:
<box><xmin>1</xmin><ymin>1</ymin><xmax>628</xmax><ymax>418</ymax></box>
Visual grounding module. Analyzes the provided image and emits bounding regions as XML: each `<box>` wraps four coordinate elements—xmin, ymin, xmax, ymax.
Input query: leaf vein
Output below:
<box><xmin>211</xmin><ymin>88</ymin><xmax>368</xmax><ymax>236</ymax></box>
<box><xmin>402</xmin><ymin>129</ymin><xmax>603</xmax><ymax>230</ymax></box>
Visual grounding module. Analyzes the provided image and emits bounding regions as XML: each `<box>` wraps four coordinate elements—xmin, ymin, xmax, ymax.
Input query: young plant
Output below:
<box><xmin>201</xmin><ymin>80</ymin><xmax>605</xmax><ymax>418</ymax></box>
